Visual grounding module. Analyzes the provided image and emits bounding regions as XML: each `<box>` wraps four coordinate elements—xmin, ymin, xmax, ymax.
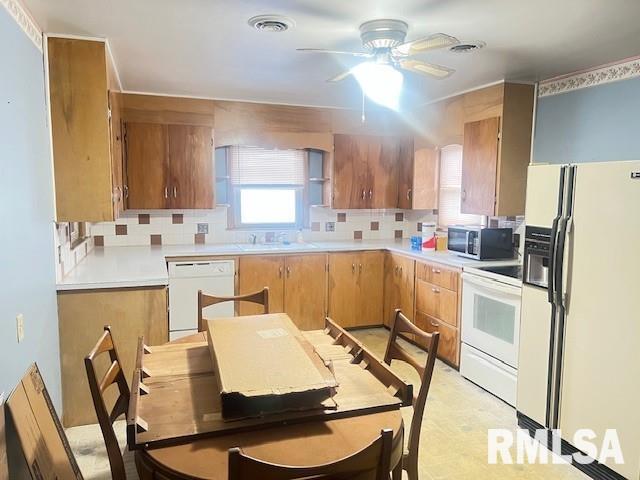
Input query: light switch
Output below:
<box><xmin>16</xmin><ymin>313</ymin><xmax>25</xmax><ymax>343</ymax></box>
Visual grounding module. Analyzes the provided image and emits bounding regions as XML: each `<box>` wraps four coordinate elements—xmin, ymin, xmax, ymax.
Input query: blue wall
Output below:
<box><xmin>532</xmin><ymin>76</ymin><xmax>640</xmax><ymax>164</ymax></box>
<box><xmin>0</xmin><ymin>8</ymin><xmax>61</xmax><ymax>411</ymax></box>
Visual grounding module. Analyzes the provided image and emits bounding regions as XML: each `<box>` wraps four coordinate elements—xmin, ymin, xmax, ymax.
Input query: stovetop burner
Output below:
<box><xmin>478</xmin><ymin>265</ymin><xmax>523</xmax><ymax>280</ymax></box>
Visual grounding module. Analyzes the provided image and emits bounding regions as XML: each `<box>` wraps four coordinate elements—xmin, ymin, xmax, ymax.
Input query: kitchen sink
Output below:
<box><xmin>237</xmin><ymin>243</ymin><xmax>318</xmax><ymax>251</ymax></box>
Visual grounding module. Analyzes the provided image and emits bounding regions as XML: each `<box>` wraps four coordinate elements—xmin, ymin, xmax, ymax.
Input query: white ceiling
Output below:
<box><xmin>25</xmin><ymin>0</ymin><xmax>640</xmax><ymax>110</ymax></box>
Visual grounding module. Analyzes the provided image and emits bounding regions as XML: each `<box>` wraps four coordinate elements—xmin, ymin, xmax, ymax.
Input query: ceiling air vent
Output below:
<box><xmin>450</xmin><ymin>41</ymin><xmax>486</xmax><ymax>53</ymax></box>
<box><xmin>248</xmin><ymin>15</ymin><xmax>295</xmax><ymax>32</ymax></box>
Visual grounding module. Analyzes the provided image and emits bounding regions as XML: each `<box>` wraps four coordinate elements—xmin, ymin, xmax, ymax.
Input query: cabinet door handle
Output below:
<box><xmin>399</xmin><ymin>266</ymin><xmax>403</xmax><ymax>275</ymax></box>
<box><xmin>352</xmin><ymin>263</ymin><xmax>356</xmax><ymax>273</ymax></box>
<box><xmin>462</xmin><ymin>189</ymin><xmax>467</xmax><ymax>201</ymax></box>
<box><xmin>430</xmin><ymin>320</ymin><xmax>439</xmax><ymax>328</ymax></box>
<box><xmin>278</xmin><ymin>266</ymin><xmax>283</xmax><ymax>278</ymax></box>
<box><xmin>164</xmin><ymin>187</ymin><xmax>168</xmax><ymax>199</ymax></box>
<box><xmin>406</xmin><ymin>188</ymin><xmax>412</xmax><ymax>201</ymax></box>
<box><xmin>173</xmin><ymin>186</ymin><xmax>177</xmax><ymax>198</ymax></box>
<box><xmin>432</xmin><ymin>287</ymin><xmax>440</xmax><ymax>293</ymax></box>
<box><xmin>432</xmin><ymin>268</ymin><xmax>441</xmax><ymax>274</ymax></box>
<box><xmin>361</xmin><ymin>189</ymin><xmax>366</xmax><ymax>200</ymax></box>
<box><xmin>359</xmin><ymin>263</ymin><xmax>363</xmax><ymax>273</ymax></box>
<box><xmin>124</xmin><ymin>185</ymin><xmax>129</xmax><ymax>199</ymax></box>
<box><xmin>286</xmin><ymin>266</ymin><xmax>291</xmax><ymax>278</ymax></box>
<box><xmin>368</xmin><ymin>189</ymin><xmax>372</xmax><ymax>199</ymax></box>
<box><xmin>394</xmin><ymin>265</ymin><xmax>399</xmax><ymax>275</ymax></box>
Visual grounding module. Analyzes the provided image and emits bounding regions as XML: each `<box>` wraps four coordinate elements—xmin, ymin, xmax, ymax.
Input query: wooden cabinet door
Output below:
<box><xmin>356</xmin><ymin>251</ymin><xmax>384</xmax><ymax>327</ymax></box>
<box><xmin>370</xmin><ymin>137</ymin><xmax>400</xmax><ymax>209</ymax></box>
<box><xmin>125</xmin><ymin>122</ymin><xmax>169</xmax><ymax>209</ymax></box>
<box><xmin>284</xmin><ymin>255</ymin><xmax>327</xmax><ymax>331</ymax></box>
<box><xmin>396</xmin><ymin>138</ymin><xmax>416</xmax><ymax>210</ymax></box>
<box><xmin>47</xmin><ymin>37</ymin><xmax>114</xmax><ymax>222</ymax></box>
<box><xmin>238</xmin><ymin>256</ymin><xmax>285</xmax><ymax>315</ymax></box>
<box><xmin>383</xmin><ymin>253</ymin><xmax>399</xmax><ymax>327</ymax></box>
<box><xmin>415</xmin><ymin>312</ymin><xmax>459</xmax><ymax>366</ymax></box>
<box><xmin>332</xmin><ymin>134</ymin><xmax>370</xmax><ymax>209</ymax></box>
<box><xmin>411</xmin><ymin>147</ymin><xmax>439</xmax><ymax>210</ymax></box>
<box><xmin>383</xmin><ymin>253</ymin><xmax>415</xmax><ymax>327</ymax></box>
<box><xmin>461</xmin><ymin>117</ymin><xmax>500</xmax><ymax>215</ymax></box>
<box><xmin>328</xmin><ymin>253</ymin><xmax>359</xmax><ymax>327</ymax></box>
<box><xmin>109</xmin><ymin>91</ymin><xmax>125</xmax><ymax>217</ymax></box>
<box><xmin>168</xmin><ymin>125</ymin><xmax>215</xmax><ymax>209</ymax></box>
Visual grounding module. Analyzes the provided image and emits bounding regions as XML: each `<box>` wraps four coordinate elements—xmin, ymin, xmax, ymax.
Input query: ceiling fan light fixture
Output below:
<box><xmin>351</xmin><ymin>62</ymin><xmax>403</xmax><ymax>111</ymax></box>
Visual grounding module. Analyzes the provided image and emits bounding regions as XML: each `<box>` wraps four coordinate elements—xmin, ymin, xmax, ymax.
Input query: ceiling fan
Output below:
<box><xmin>297</xmin><ymin>19</ymin><xmax>460</xmax><ymax>82</ymax></box>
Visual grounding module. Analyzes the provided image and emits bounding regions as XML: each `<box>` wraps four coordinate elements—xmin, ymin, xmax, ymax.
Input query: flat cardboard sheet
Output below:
<box><xmin>6</xmin><ymin>364</ymin><xmax>82</xmax><ymax>480</ymax></box>
<box><xmin>207</xmin><ymin>314</ymin><xmax>338</xmax><ymax>419</ymax></box>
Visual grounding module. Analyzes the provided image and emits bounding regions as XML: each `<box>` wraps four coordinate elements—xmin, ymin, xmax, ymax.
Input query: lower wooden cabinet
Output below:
<box><xmin>383</xmin><ymin>253</ymin><xmax>415</xmax><ymax>327</ymax></box>
<box><xmin>414</xmin><ymin>260</ymin><xmax>461</xmax><ymax>367</ymax></box>
<box><xmin>283</xmin><ymin>255</ymin><xmax>327</xmax><ymax>331</ymax></box>
<box><xmin>238</xmin><ymin>256</ymin><xmax>285</xmax><ymax>315</ymax></box>
<box><xmin>57</xmin><ymin>287</ymin><xmax>168</xmax><ymax>427</ymax></box>
<box><xmin>414</xmin><ymin>311</ymin><xmax>459</xmax><ymax>366</ymax></box>
<box><xmin>328</xmin><ymin>251</ymin><xmax>384</xmax><ymax>328</ymax></box>
<box><xmin>415</xmin><ymin>280</ymin><xmax>458</xmax><ymax>327</ymax></box>
<box><xmin>238</xmin><ymin>254</ymin><xmax>327</xmax><ymax>330</ymax></box>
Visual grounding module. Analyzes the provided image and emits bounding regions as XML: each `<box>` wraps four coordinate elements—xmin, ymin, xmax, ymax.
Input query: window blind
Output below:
<box><xmin>229</xmin><ymin>146</ymin><xmax>305</xmax><ymax>185</ymax></box>
<box><xmin>438</xmin><ymin>145</ymin><xmax>483</xmax><ymax>227</ymax></box>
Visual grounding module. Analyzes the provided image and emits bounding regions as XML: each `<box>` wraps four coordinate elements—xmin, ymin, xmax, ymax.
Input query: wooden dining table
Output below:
<box><xmin>131</xmin><ymin>322</ymin><xmax>407</xmax><ymax>480</ymax></box>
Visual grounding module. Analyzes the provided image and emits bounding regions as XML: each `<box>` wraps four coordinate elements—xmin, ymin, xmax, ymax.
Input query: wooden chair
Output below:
<box><xmin>383</xmin><ymin>310</ymin><xmax>440</xmax><ymax>480</ymax></box>
<box><xmin>228</xmin><ymin>428</ymin><xmax>393</xmax><ymax>480</ymax></box>
<box><xmin>85</xmin><ymin>325</ymin><xmax>130</xmax><ymax>480</ymax></box>
<box><xmin>198</xmin><ymin>287</ymin><xmax>270</xmax><ymax>332</ymax></box>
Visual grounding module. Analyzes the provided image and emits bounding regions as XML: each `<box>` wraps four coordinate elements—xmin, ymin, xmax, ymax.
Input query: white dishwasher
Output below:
<box><xmin>168</xmin><ymin>260</ymin><xmax>235</xmax><ymax>340</ymax></box>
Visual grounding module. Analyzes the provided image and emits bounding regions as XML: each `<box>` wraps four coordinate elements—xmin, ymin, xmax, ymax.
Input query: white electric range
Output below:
<box><xmin>460</xmin><ymin>264</ymin><xmax>522</xmax><ymax>406</ymax></box>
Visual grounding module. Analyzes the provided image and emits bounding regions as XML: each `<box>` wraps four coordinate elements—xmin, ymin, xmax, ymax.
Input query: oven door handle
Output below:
<box><xmin>461</xmin><ymin>273</ymin><xmax>521</xmax><ymax>297</ymax></box>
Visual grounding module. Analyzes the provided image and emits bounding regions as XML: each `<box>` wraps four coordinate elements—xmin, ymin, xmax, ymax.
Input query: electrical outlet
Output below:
<box><xmin>197</xmin><ymin>223</ymin><xmax>209</xmax><ymax>234</ymax></box>
<box><xmin>16</xmin><ymin>314</ymin><xmax>25</xmax><ymax>343</ymax></box>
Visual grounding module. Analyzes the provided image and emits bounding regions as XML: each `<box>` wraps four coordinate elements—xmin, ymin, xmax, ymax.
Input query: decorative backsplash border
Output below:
<box><xmin>1</xmin><ymin>0</ymin><xmax>42</xmax><ymax>51</ymax></box>
<box><xmin>539</xmin><ymin>56</ymin><xmax>640</xmax><ymax>97</ymax></box>
<box><xmin>88</xmin><ymin>207</ymin><xmax>438</xmax><ymax>247</ymax></box>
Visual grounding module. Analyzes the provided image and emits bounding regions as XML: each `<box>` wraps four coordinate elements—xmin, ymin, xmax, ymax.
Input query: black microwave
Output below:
<box><xmin>447</xmin><ymin>226</ymin><xmax>514</xmax><ymax>260</ymax></box>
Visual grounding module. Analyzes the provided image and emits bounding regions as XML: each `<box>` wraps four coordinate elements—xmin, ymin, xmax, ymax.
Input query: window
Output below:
<box><xmin>438</xmin><ymin>145</ymin><xmax>484</xmax><ymax>228</ymax></box>
<box><xmin>229</xmin><ymin>146</ymin><xmax>305</xmax><ymax>228</ymax></box>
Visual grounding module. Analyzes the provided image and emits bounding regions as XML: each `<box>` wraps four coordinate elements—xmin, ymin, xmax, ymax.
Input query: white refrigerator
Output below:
<box><xmin>517</xmin><ymin>161</ymin><xmax>640</xmax><ymax>480</ymax></box>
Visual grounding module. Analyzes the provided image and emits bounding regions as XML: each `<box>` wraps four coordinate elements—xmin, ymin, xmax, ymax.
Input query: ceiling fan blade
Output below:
<box><xmin>327</xmin><ymin>70</ymin><xmax>353</xmax><ymax>83</ymax></box>
<box><xmin>399</xmin><ymin>59</ymin><xmax>455</xmax><ymax>79</ymax></box>
<box><xmin>393</xmin><ymin>33</ymin><xmax>459</xmax><ymax>57</ymax></box>
<box><xmin>297</xmin><ymin>48</ymin><xmax>372</xmax><ymax>58</ymax></box>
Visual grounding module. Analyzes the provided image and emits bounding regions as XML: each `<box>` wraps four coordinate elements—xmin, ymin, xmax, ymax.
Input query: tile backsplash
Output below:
<box><xmin>54</xmin><ymin>222</ymin><xmax>94</xmax><ymax>282</ymax></box>
<box><xmin>88</xmin><ymin>207</ymin><xmax>438</xmax><ymax>247</ymax></box>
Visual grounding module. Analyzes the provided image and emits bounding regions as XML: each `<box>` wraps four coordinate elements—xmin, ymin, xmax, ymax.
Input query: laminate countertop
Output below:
<box><xmin>56</xmin><ymin>240</ymin><xmax>520</xmax><ymax>291</ymax></box>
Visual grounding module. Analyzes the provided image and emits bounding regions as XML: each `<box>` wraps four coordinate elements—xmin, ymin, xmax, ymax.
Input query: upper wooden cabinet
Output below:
<box><xmin>398</xmin><ymin>146</ymin><xmax>439</xmax><ymax>210</ymax></box>
<box><xmin>332</xmin><ymin>134</ymin><xmax>414</xmax><ymax>209</ymax></box>
<box><xmin>461</xmin><ymin>83</ymin><xmax>535</xmax><ymax>216</ymax></box>
<box><xmin>124</xmin><ymin>122</ymin><xmax>215</xmax><ymax>209</ymax></box>
<box><xmin>47</xmin><ymin>37</ymin><xmax>123</xmax><ymax>221</ymax></box>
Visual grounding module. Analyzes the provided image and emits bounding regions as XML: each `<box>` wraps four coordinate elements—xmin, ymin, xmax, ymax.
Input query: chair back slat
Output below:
<box><xmin>228</xmin><ymin>428</ymin><xmax>393</xmax><ymax>480</ymax></box>
<box><xmin>85</xmin><ymin>326</ymin><xmax>130</xmax><ymax>480</ymax></box>
<box><xmin>198</xmin><ymin>287</ymin><xmax>270</xmax><ymax>331</ymax></box>
<box><xmin>383</xmin><ymin>310</ymin><xmax>439</xmax><ymax>480</ymax></box>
